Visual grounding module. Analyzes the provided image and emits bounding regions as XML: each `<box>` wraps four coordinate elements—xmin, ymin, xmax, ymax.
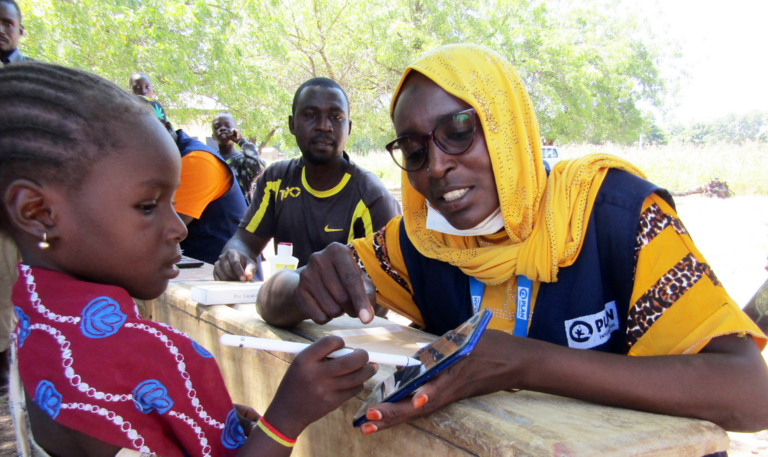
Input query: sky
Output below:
<box><xmin>642</xmin><ymin>0</ymin><xmax>768</xmax><ymax>126</ymax></box>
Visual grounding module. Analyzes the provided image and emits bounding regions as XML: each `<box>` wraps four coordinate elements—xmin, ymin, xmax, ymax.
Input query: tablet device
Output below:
<box><xmin>352</xmin><ymin>308</ymin><xmax>492</xmax><ymax>427</ymax></box>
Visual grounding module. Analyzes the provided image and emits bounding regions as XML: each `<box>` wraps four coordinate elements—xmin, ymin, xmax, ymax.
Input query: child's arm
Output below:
<box><xmin>27</xmin><ymin>336</ymin><xmax>374</xmax><ymax>457</ymax></box>
<box><xmin>27</xmin><ymin>392</ymin><xmax>125</xmax><ymax>457</ymax></box>
<box><xmin>235</xmin><ymin>335</ymin><xmax>377</xmax><ymax>456</ymax></box>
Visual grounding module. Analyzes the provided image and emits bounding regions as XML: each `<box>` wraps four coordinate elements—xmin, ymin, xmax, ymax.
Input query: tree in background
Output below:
<box><xmin>668</xmin><ymin>111</ymin><xmax>768</xmax><ymax>145</ymax></box>
<box><xmin>18</xmin><ymin>0</ymin><xmax>673</xmax><ymax>149</ymax></box>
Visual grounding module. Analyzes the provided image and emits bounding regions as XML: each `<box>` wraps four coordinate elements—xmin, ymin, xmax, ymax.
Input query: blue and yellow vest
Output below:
<box><xmin>176</xmin><ymin>130</ymin><xmax>249</xmax><ymax>266</ymax></box>
<box><xmin>400</xmin><ymin>170</ymin><xmax>674</xmax><ymax>353</ymax></box>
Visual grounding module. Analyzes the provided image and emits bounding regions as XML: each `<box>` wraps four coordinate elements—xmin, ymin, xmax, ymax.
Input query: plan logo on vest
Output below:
<box><xmin>564</xmin><ymin>301</ymin><xmax>619</xmax><ymax>349</ymax></box>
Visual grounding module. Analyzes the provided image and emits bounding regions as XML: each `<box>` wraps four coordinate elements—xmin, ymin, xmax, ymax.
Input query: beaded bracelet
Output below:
<box><xmin>257</xmin><ymin>417</ymin><xmax>297</xmax><ymax>448</ymax></box>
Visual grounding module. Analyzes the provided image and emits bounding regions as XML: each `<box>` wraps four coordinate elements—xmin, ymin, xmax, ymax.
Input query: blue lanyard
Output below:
<box><xmin>469</xmin><ymin>275</ymin><xmax>532</xmax><ymax>338</ymax></box>
<box><xmin>514</xmin><ymin>275</ymin><xmax>532</xmax><ymax>338</ymax></box>
<box><xmin>469</xmin><ymin>276</ymin><xmax>485</xmax><ymax>314</ymax></box>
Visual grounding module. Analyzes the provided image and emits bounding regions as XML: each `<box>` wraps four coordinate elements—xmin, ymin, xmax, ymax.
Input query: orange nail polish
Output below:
<box><xmin>361</xmin><ymin>423</ymin><xmax>378</xmax><ymax>435</ymax></box>
<box><xmin>366</xmin><ymin>409</ymin><xmax>382</xmax><ymax>421</ymax></box>
<box><xmin>414</xmin><ymin>394</ymin><xmax>428</xmax><ymax>409</ymax></box>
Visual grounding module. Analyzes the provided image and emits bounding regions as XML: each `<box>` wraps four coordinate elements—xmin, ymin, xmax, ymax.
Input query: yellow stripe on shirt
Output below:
<box><xmin>347</xmin><ymin>199</ymin><xmax>374</xmax><ymax>244</ymax></box>
<box><xmin>245</xmin><ymin>179</ymin><xmax>281</xmax><ymax>233</ymax></box>
<box><xmin>301</xmin><ymin>167</ymin><xmax>351</xmax><ymax>198</ymax></box>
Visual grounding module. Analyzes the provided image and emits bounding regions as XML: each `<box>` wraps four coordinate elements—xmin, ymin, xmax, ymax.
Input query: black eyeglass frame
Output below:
<box><xmin>385</xmin><ymin>107</ymin><xmax>478</xmax><ymax>171</ymax></box>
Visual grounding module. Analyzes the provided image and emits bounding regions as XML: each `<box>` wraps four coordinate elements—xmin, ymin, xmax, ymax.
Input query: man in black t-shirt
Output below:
<box><xmin>213</xmin><ymin>77</ymin><xmax>400</xmax><ymax>282</ymax></box>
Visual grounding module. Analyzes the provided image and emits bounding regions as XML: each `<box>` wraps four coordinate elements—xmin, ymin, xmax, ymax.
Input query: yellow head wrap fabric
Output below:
<box><xmin>392</xmin><ymin>43</ymin><xmax>646</xmax><ymax>284</ymax></box>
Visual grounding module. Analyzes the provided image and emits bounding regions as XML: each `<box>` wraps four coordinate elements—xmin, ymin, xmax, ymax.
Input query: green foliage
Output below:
<box><xmin>18</xmin><ymin>0</ymin><xmax>673</xmax><ymax>147</ymax></box>
<box><xmin>645</xmin><ymin>124</ymin><xmax>668</xmax><ymax>146</ymax></box>
<box><xmin>668</xmin><ymin>111</ymin><xmax>768</xmax><ymax>145</ymax></box>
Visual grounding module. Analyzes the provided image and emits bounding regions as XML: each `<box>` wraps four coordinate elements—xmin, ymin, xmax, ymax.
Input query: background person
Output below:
<box><xmin>140</xmin><ymin>97</ymin><xmax>250</xmax><ymax>267</ymax></box>
<box><xmin>0</xmin><ymin>0</ymin><xmax>29</xmax><ymax>392</ymax></box>
<box><xmin>0</xmin><ymin>0</ymin><xmax>28</xmax><ymax>65</ymax></box>
<box><xmin>129</xmin><ymin>71</ymin><xmax>155</xmax><ymax>98</ymax></box>
<box><xmin>213</xmin><ymin>112</ymin><xmax>266</xmax><ymax>205</ymax></box>
<box><xmin>213</xmin><ymin>77</ymin><xmax>400</xmax><ymax>283</ymax></box>
<box><xmin>1</xmin><ymin>62</ymin><xmax>376</xmax><ymax>456</ymax></box>
<box><xmin>255</xmin><ymin>44</ymin><xmax>768</xmax><ymax>435</ymax></box>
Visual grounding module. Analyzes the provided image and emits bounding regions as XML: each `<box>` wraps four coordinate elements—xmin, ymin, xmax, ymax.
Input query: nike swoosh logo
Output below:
<box><xmin>325</xmin><ymin>225</ymin><xmax>343</xmax><ymax>232</ymax></box>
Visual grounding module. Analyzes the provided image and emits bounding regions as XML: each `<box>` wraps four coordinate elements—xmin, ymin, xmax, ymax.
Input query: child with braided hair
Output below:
<box><xmin>0</xmin><ymin>62</ymin><xmax>377</xmax><ymax>457</ymax></box>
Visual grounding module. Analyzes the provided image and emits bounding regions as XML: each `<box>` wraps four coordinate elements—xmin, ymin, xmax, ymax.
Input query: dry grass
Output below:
<box><xmin>349</xmin><ymin>151</ymin><xmax>402</xmax><ymax>189</ymax></box>
<box><xmin>562</xmin><ymin>142</ymin><xmax>768</xmax><ymax>195</ymax></box>
<box><xmin>351</xmin><ymin>142</ymin><xmax>768</xmax><ymax>195</ymax></box>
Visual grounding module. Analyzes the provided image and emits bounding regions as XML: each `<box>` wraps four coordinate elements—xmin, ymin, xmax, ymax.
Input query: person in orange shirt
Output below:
<box><xmin>140</xmin><ymin>97</ymin><xmax>249</xmax><ymax>266</ymax></box>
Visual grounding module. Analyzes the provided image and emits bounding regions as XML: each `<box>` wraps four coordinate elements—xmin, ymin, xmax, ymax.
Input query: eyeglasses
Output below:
<box><xmin>385</xmin><ymin>108</ymin><xmax>477</xmax><ymax>171</ymax></box>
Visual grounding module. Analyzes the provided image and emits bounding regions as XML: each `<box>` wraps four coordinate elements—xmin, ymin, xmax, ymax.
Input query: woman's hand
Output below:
<box><xmin>360</xmin><ymin>331</ymin><xmax>768</xmax><ymax>434</ymax></box>
<box><xmin>358</xmin><ymin>330</ymin><xmax>522</xmax><ymax>434</ymax></box>
<box><xmin>294</xmin><ymin>243</ymin><xmax>377</xmax><ymax>325</ymax></box>
<box><xmin>264</xmin><ymin>335</ymin><xmax>378</xmax><ymax>438</ymax></box>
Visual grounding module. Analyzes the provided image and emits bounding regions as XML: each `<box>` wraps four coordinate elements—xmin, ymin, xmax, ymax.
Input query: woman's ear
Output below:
<box><xmin>3</xmin><ymin>179</ymin><xmax>61</xmax><ymax>242</ymax></box>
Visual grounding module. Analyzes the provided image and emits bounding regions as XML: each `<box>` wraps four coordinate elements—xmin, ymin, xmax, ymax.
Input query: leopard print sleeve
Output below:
<box><xmin>348</xmin><ymin>242</ymin><xmax>378</xmax><ymax>294</ymax></box>
<box><xmin>626</xmin><ymin>200</ymin><xmax>722</xmax><ymax>348</ymax></box>
<box><xmin>348</xmin><ymin>242</ymin><xmax>369</xmax><ymax>275</ymax></box>
<box><xmin>348</xmin><ymin>225</ymin><xmax>413</xmax><ymax>296</ymax></box>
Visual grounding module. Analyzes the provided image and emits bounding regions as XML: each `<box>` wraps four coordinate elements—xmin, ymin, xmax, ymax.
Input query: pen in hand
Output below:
<box><xmin>220</xmin><ymin>334</ymin><xmax>422</xmax><ymax>367</ymax></box>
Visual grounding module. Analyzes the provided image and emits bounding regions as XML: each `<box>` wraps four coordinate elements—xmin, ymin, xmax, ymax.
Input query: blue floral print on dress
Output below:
<box><xmin>222</xmin><ymin>408</ymin><xmax>246</xmax><ymax>449</ymax></box>
<box><xmin>132</xmin><ymin>379</ymin><xmax>175</xmax><ymax>415</ymax></box>
<box><xmin>80</xmin><ymin>296</ymin><xmax>127</xmax><ymax>338</ymax></box>
<box><xmin>34</xmin><ymin>380</ymin><xmax>62</xmax><ymax>419</ymax></box>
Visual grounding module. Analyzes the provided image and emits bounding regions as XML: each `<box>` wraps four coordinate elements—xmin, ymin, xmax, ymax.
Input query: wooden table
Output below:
<box><xmin>135</xmin><ymin>266</ymin><xmax>729</xmax><ymax>457</ymax></box>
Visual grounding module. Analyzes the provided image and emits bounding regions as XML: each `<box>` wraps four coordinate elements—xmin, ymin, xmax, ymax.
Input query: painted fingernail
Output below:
<box><xmin>361</xmin><ymin>423</ymin><xmax>378</xmax><ymax>435</ymax></box>
<box><xmin>359</xmin><ymin>309</ymin><xmax>371</xmax><ymax>323</ymax></box>
<box><xmin>366</xmin><ymin>409</ymin><xmax>382</xmax><ymax>421</ymax></box>
<box><xmin>414</xmin><ymin>394</ymin><xmax>428</xmax><ymax>409</ymax></box>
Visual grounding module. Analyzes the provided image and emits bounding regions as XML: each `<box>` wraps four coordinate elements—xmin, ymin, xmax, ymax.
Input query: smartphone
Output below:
<box><xmin>352</xmin><ymin>308</ymin><xmax>492</xmax><ymax>427</ymax></box>
<box><xmin>176</xmin><ymin>256</ymin><xmax>204</xmax><ymax>269</ymax></box>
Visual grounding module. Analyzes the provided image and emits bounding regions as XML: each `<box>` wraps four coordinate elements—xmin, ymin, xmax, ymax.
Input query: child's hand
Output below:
<box><xmin>235</xmin><ymin>404</ymin><xmax>260</xmax><ymax>436</ymax></box>
<box><xmin>228</xmin><ymin>128</ymin><xmax>243</xmax><ymax>143</ymax></box>
<box><xmin>262</xmin><ymin>336</ymin><xmax>378</xmax><ymax>439</ymax></box>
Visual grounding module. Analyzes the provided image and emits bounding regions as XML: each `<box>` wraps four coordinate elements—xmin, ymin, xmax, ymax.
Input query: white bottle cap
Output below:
<box><xmin>277</xmin><ymin>243</ymin><xmax>293</xmax><ymax>257</ymax></box>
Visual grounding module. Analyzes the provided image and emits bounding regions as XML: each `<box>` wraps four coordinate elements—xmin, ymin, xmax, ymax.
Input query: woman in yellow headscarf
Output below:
<box><xmin>257</xmin><ymin>44</ymin><xmax>768</xmax><ymax>434</ymax></box>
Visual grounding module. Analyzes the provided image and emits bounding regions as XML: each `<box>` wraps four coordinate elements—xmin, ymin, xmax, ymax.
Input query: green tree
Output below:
<box><xmin>669</xmin><ymin>111</ymin><xmax>768</xmax><ymax>145</ymax></box>
<box><xmin>18</xmin><ymin>0</ymin><xmax>675</xmax><ymax>148</ymax></box>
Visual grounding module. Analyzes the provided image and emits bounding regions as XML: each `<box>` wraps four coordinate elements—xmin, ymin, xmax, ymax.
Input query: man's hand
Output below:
<box><xmin>294</xmin><ymin>243</ymin><xmax>377</xmax><ymax>325</ymax></box>
<box><xmin>214</xmin><ymin>249</ymin><xmax>259</xmax><ymax>281</ymax></box>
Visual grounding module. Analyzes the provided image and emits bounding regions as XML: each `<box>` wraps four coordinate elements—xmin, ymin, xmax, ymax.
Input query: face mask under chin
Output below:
<box><xmin>425</xmin><ymin>205</ymin><xmax>504</xmax><ymax>236</ymax></box>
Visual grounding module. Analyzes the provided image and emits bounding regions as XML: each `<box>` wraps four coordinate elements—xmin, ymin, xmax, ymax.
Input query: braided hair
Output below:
<box><xmin>0</xmin><ymin>62</ymin><xmax>154</xmax><ymax>230</ymax></box>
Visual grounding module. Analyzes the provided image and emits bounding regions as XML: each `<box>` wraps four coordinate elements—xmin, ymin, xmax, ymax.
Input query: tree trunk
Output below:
<box><xmin>257</xmin><ymin>127</ymin><xmax>280</xmax><ymax>155</ymax></box>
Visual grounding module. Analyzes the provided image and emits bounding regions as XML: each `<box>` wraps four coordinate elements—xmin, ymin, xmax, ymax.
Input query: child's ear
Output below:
<box><xmin>3</xmin><ymin>179</ymin><xmax>61</xmax><ymax>241</ymax></box>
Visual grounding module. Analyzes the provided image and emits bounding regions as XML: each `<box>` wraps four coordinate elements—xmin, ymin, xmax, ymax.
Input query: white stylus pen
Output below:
<box><xmin>220</xmin><ymin>334</ymin><xmax>422</xmax><ymax>367</ymax></box>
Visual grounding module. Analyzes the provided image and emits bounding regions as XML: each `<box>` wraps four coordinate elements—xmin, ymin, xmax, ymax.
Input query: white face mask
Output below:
<box><xmin>426</xmin><ymin>205</ymin><xmax>505</xmax><ymax>236</ymax></box>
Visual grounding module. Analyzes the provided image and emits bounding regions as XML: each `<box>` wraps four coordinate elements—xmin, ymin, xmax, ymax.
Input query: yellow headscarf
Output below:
<box><xmin>393</xmin><ymin>44</ymin><xmax>646</xmax><ymax>285</ymax></box>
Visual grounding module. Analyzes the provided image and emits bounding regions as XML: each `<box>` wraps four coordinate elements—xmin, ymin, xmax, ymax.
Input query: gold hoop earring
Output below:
<box><xmin>38</xmin><ymin>233</ymin><xmax>50</xmax><ymax>249</ymax></box>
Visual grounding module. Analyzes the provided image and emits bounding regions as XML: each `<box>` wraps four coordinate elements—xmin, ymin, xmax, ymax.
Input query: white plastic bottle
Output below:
<box><xmin>269</xmin><ymin>243</ymin><xmax>299</xmax><ymax>276</ymax></box>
